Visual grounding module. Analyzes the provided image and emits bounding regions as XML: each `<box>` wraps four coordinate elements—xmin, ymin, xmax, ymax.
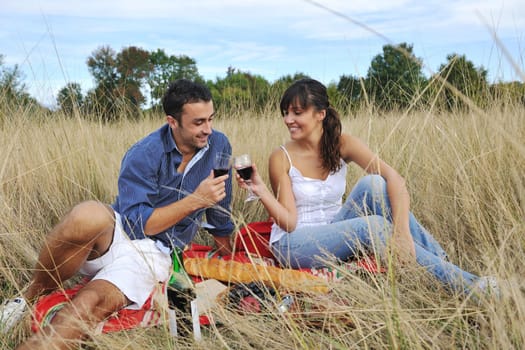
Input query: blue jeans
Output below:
<box><xmin>271</xmin><ymin>175</ymin><xmax>480</xmax><ymax>294</ymax></box>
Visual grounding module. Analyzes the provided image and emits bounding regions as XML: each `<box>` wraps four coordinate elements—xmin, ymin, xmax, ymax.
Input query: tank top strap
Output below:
<box><xmin>279</xmin><ymin>145</ymin><xmax>293</xmax><ymax>168</ymax></box>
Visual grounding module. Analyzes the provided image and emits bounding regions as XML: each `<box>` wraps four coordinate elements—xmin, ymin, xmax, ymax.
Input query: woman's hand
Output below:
<box><xmin>235</xmin><ymin>163</ymin><xmax>266</xmax><ymax>196</ymax></box>
<box><xmin>389</xmin><ymin>228</ymin><xmax>416</xmax><ymax>266</ymax></box>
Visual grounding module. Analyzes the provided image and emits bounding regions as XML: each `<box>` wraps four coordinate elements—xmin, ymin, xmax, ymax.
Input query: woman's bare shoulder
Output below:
<box><xmin>339</xmin><ymin>133</ymin><xmax>358</xmax><ymax>159</ymax></box>
<box><xmin>269</xmin><ymin>145</ymin><xmax>288</xmax><ymax>167</ymax></box>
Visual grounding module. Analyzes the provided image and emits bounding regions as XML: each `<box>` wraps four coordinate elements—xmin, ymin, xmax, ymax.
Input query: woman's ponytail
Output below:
<box><xmin>320</xmin><ymin>106</ymin><xmax>342</xmax><ymax>173</ymax></box>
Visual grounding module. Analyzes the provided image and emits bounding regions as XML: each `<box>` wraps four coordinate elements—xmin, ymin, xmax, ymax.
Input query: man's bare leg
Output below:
<box><xmin>17</xmin><ymin>279</ymin><xmax>129</xmax><ymax>350</ymax></box>
<box><xmin>24</xmin><ymin>200</ymin><xmax>115</xmax><ymax>301</ymax></box>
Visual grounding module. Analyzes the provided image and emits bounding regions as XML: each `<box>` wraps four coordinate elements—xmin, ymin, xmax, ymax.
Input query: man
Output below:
<box><xmin>0</xmin><ymin>79</ymin><xmax>234</xmax><ymax>348</ymax></box>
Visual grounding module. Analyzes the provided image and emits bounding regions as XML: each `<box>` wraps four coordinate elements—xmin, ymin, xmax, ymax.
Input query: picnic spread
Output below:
<box><xmin>30</xmin><ymin>221</ymin><xmax>385</xmax><ymax>337</ymax></box>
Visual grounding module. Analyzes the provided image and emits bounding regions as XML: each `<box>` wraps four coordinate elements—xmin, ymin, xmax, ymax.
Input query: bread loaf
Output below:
<box><xmin>184</xmin><ymin>257</ymin><xmax>330</xmax><ymax>294</ymax></box>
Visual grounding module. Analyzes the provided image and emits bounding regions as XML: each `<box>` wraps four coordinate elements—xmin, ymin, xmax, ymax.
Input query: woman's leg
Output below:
<box><xmin>332</xmin><ymin>175</ymin><xmax>448</xmax><ymax>260</ymax></box>
<box><xmin>273</xmin><ymin>210</ymin><xmax>482</xmax><ymax>294</ymax></box>
<box><xmin>272</xmin><ymin>215</ymin><xmax>390</xmax><ymax>269</ymax></box>
<box><xmin>414</xmin><ymin>243</ymin><xmax>480</xmax><ymax>294</ymax></box>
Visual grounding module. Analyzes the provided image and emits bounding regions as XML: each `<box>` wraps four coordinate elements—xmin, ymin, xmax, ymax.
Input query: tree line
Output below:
<box><xmin>1</xmin><ymin>43</ymin><xmax>524</xmax><ymax>121</ymax></box>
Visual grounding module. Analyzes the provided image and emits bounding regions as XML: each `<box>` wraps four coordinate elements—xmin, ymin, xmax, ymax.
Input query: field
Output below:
<box><xmin>1</xmin><ymin>102</ymin><xmax>524</xmax><ymax>349</ymax></box>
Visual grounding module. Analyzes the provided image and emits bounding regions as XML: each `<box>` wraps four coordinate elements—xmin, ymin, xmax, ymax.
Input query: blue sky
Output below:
<box><xmin>1</xmin><ymin>0</ymin><xmax>524</xmax><ymax>107</ymax></box>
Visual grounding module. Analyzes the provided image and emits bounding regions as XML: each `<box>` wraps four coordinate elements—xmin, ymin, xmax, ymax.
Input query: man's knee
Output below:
<box><xmin>69</xmin><ymin>201</ymin><xmax>113</xmax><ymax>227</ymax></box>
<box><xmin>60</xmin><ymin>201</ymin><xmax>114</xmax><ymax>241</ymax></box>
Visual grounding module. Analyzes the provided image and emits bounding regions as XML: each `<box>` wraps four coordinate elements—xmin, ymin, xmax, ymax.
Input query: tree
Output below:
<box><xmin>366</xmin><ymin>43</ymin><xmax>427</xmax><ymax>110</ymax></box>
<box><xmin>337</xmin><ymin>75</ymin><xmax>364</xmax><ymax>110</ymax></box>
<box><xmin>0</xmin><ymin>55</ymin><xmax>29</xmax><ymax>102</ymax></box>
<box><xmin>272</xmin><ymin>72</ymin><xmax>311</xmax><ymax>87</ymax></box>
<box><xmin>436</xmin><ymin>53</ymin><xmax>489</xmax><ymax>110</ymax></box>
<box><xmin>86</xmin><ymin>46</ymin><xmax>119</xmax><ymax>119</ymax></box>
<box><xmin>116</xmin><ymin>46</ymin><xmax>152</xmax><ymax>109</ymax></box>
<box><xmin>57</xmin><ymin>82</ymin><xmax>83</xmax><ymax>116</ymax></box>
<box><xmin>0</xmin><ymin>54</ymin><xmax>38</xmax><ymax>118</ymax></box>
<box><xmin>147</xmin><ymin>49</ymin><xmax>202</xmax><ymax>108</ymax></box>
<box><xmin>270</xmin><ymin>72</ymin><xmax>311</xmax><ymax>104</ymax></box>
<box><xmin>87</xmin><ymin>46</ymin><xmax>153</xmax><ymax>120</ymax></box>
<box><xmin>210</xmin><ymin>68</ymin><xmax>271</xmax><ymax>112</ymax></box>
<box><xmin>87</xmin><ymin>46</ymin><xmax>118</xmax><ymax>91</ymax></box>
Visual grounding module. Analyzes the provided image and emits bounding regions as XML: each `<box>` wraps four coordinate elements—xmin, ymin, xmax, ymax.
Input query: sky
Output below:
<box><xmin>1</xmin><ymin>0</ymin><xmax>524</xmax><ymax>108</ymax></box>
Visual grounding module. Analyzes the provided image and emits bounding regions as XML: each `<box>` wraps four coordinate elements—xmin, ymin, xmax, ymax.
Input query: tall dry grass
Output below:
<box><xmin>0</xmin><ymin>100</ymin><xmax>524</xmax><ymax>349</ymax></box>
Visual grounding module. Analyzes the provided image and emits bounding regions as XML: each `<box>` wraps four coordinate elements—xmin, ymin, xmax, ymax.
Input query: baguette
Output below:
<box><xmin>184</xmin><ymin>257</ymin><xmax>330</xmax><ymax>294</ymax></box>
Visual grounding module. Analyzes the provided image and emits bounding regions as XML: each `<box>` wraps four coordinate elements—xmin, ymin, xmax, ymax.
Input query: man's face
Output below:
<box><xmin>168</xmin><ymin>101</ymin><xmax>214</xmax><ymax>152</ymax></box>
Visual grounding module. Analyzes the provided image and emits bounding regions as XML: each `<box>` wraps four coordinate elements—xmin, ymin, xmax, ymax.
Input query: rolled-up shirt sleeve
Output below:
<box><xmin>114</xmin><ymin>143</ymin><xmax>158</xmax><ymax>239</ymax></box>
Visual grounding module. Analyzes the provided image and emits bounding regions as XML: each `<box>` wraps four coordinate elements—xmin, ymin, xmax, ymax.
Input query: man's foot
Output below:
<box><xmin>0</xmin><ymin>297</ymin><xmax>28</xmax><ymax>333</ymax></box>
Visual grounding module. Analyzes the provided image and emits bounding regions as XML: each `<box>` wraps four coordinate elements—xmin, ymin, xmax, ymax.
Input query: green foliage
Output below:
<box><xmin>326</xmin><ymin>81</ymin><xmax>348</xmax><ymax>112</ymax></box>
<box><xmin>85</xmin><ymin>46</ymin><xmax>206</xmax><ymax>118</ymax></box>
<box><xmin>86</xmin><ymin>46</ymin><xmax>118</xmax><ymax>89</ymax></box>
<box><xmin>86</xmin><ymin>46</ymin><xmax>152</xmax><ymax>120</ymax></box>
<box><xmin>147</xmin><ymin>49</ymin><xmax>203</xmax><ymax>109</ymax></box>
<box><xmin>436</xmin><ymin>53</ymin><xmax>489</xmax><ymax>110</ymax></box>
<box><xmin>337</xmin><ymin>74</ymin><xmax>364</xmax><ymax>111</ymax></box>
<box><xmin>0</xmin><ymin>57</ymin><xmax>26</xmax><ymax>101</ymax></box>
<box><xmin>0</xmin><ymin>54</ymin><xmax>42</xmax><ymax>122</ymax></box>
<box><xmin>366</xmin><ymin>43</ymin><xmax>427</xmax><ymax>110</ymax></box>
<box><xmin>4</xmin><ymin>42</ymin><xmax>523</xmax><ymax>122</ymax></box>
<box><xmin>210</xmin><ymin>67</ymin><xmax>271</xmax><ymax>113</ymax></box>
<box><xmin>266</xmin><ymin>72</ymin><xmax>312</xmax><ymax>110</ymax></box>
<box><xmin>86</xmin><ymin>46</ymin><xmax>120</xmax><ymax>120</ymax></box>
<box><xmin>271</xmin><ymin>72</ymin><xmax>311</xmax><ymax>98</ymax></box>
<box><xmin>57</xmin><ymin>82</ymin><xmax>83</xmax><ymax>116</ymax></box>
<box><xmin>115</xmin><ymin>46</ymin><xmax>152</xmax><ymax>108</ymax></box>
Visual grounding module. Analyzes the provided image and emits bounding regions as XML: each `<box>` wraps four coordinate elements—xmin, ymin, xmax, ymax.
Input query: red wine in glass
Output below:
<box><xmin>213</xmin><ymin>168</ymin><xmax>229</xmax><ymax>177</ymax></box>
<box><xmin>214</xmin><ymin>152</ymin><xmax>232</xmax><ymax>178</ymax></box>
<box><xmin>234</xmin><ymin>154</ymin><xmax>258</xmax><ymax>202</ymax></box>
<box><xmin>236</xmin><ymin>166</ymin><xmax>253</xmax><ymax>180</ymax></box>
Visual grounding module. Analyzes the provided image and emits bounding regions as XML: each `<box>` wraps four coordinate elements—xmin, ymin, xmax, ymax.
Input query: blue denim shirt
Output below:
<box><xmin>111</xmin><ymin>123</ymin><xmax>234</xmax><ymax>250</ymax></box>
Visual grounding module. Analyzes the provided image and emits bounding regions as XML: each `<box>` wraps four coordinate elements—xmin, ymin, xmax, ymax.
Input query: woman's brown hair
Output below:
<box><xmin>279</xmin><ymin>78</ymin><xmax>342</xmax><ymax>173</ymax></box>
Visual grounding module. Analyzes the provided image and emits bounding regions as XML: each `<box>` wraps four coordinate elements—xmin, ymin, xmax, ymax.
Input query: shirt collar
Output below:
<box><xmin>185</xmin><ymin>143</ymin><xmax>209</xmax><ymax>174</ymax></box>
<box><xmin>162</xmin><ymin>124</ymin><xmax>211</xmax><ymax>174</ymax></box>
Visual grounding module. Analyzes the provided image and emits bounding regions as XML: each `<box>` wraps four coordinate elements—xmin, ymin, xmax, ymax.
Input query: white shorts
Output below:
<box><xmin>79</xmin><ymin>212</ymin><xmax>172</xmax><ymax>309</ymax></box>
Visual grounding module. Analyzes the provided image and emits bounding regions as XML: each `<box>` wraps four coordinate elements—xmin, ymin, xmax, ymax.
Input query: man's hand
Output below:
<box><xmin>192</xmin><ymin>171</ymin><xmax>228</xmax><ymax>208</ymax></box>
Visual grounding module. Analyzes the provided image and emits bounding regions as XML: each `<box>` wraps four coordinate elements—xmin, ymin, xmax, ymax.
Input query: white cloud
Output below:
<box><xmin>4</xmin><ymin>0</ymin><xmax>522</xmax><ymax>45</ymax></box>
<box><xmin>211</xmin><ymin>40</ymin><xmax>286</xmax><ymax>62</ymax></box>
<box><xmin>1</xmin><ymin>0</ymin><xmax>523</xmax><ymax>106</ymax></box>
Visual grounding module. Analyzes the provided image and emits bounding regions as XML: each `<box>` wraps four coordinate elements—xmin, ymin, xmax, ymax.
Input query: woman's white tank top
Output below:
<box><xmin>269</xmin><ymin>146</ymin><xmax>347</xmax><ymax>244</ymax></box>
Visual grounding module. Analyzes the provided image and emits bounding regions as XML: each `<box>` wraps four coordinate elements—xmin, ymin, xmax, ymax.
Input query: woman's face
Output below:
<box><xmin>282</xmin><ymin>103</ymin><xmax>325</xmax><ymax>140</ymax></box>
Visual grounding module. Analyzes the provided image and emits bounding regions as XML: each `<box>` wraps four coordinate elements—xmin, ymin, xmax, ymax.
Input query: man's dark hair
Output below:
<box><xmin>162</xmin><ymin>79</ymin><xmax>212</xmax><ymax>122</ymax></box>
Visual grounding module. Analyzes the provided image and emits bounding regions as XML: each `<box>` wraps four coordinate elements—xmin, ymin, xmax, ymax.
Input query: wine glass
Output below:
<box><xmin>234</xmin><ymin>154</ymin><xmax>258</xmax><ymax>202</ymax></box>
<box><xmin>213</xmin><ymin>152</ymin><xmax>232</xmax><ymax>178</ymax></box>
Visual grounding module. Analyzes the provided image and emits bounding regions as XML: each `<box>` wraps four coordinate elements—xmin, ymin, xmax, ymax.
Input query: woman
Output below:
<box><xmin>237</xmin><ymin>78</ymin><xmax>496</xmax><ymax>296</ymax></box>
